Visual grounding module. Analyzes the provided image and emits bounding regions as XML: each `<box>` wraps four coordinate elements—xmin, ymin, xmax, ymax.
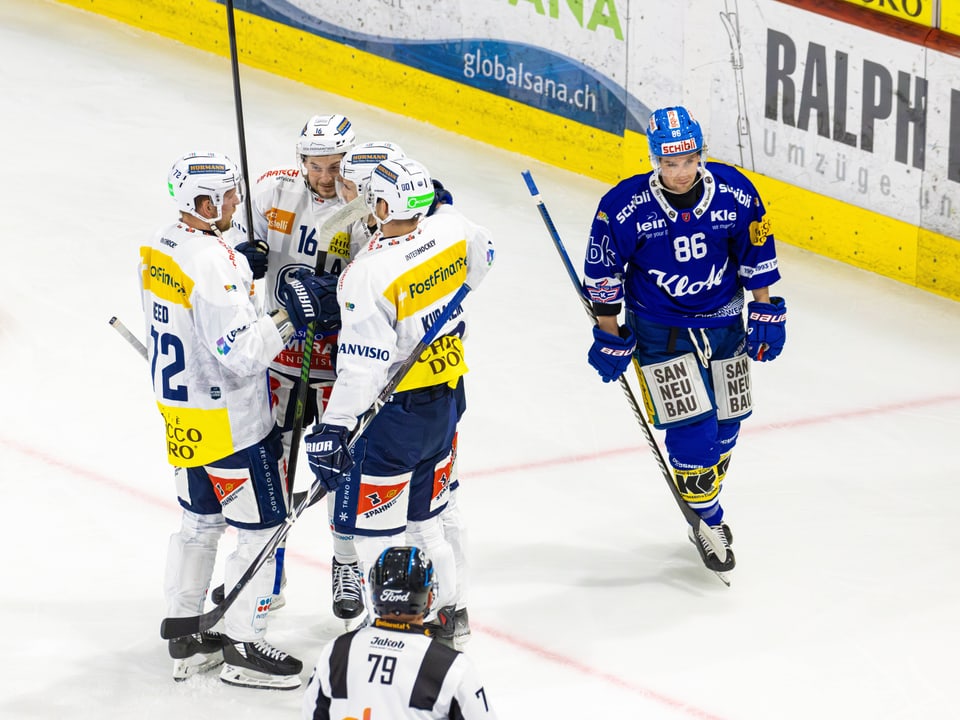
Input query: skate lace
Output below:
<box><xmin>333</xmin><ymin>561</ymin><xmax>362</xmax><ymax>602</ymax></box>
<box><xmin>252</xmin><ymin>640</ymin><xmax>287</xmax><ymax>661</ymax></box>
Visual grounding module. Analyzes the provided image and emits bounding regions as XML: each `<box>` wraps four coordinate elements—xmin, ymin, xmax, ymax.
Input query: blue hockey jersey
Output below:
<box><xmin>584</xmin><ymin>162</ymin><xmax>780</xmax><ymax>328</ymax></box>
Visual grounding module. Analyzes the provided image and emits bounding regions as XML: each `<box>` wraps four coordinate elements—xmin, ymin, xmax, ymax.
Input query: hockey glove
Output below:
<box><xmin>278</xmin><ymin>269</ymin><xmax>341</xmax><ymax>333</ymax></box>
<box><xmin>236</xmin><ymin>239</ymin><xmax>269</xmax><ymax>280</ymax></box>
<box><xmin>427</xmin><ymin>179</ymin><xmax>453</xmax><ymax>216</ymax></box>
<box><xmin>588</xmin><ymin>325</ymin><xmax>636</xmax><ymax>383</ymax></box>
<box><xmin>746</xmin><ymin>296</ymin><xmax>787</xmax><ymax>361</ymax></box>
<box><xmin>304</xmin><ymin>423</ymin><xmax>354</xmax><ymax>493</ymax></box>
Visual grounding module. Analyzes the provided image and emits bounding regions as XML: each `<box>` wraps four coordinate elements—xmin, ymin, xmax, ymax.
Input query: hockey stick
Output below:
<box><xmin>108</xmin><ymin>316</ymin><xmax>147</xmax><ymax>360</ymax></box>
<box><xmin>316</xmin><ymin>196</ymin><xmax>369</xmax><ymax>246</ymax></box>
<box><xmin>160</xmin><ymin>283</ymin><xmax>472</xmax><ymax>638</ymax></box>
<box><xmin>520</xmin><ymin>171</ymin><xmax>730</xmax><ymax>570</ymax></box>
<box><xmin>225</xmin><ymin>0</ymin><xmax>257</xmax><ymax>247</ymax></box>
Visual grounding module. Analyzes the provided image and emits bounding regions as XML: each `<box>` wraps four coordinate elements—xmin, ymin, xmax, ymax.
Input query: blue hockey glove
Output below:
<box><xmin>235</xmin><ymin>239</ymin><xmax>268</xmax><ymax>280</ymax></box>
<box><xmin>746</xmin><ymin>296</ymin><xmax>787</xmax><ymax>361</ymax></box>
<box><xmin>588</xmin><ymin>325</ymin><xmax>636</xmax><ymax>383</ymax></box>
<box><xmin>278</xmin><ymin>269</ymin><xmax>340</xmax><ymax>332</ymax></box>
<box><xmin>304</xmin><ymin>423</ymin><xmax>354</xmax><ymax>493</ymax></box>
<box><xmin>427</xmin><ymin>179</ymin><xmax>453</xmax><ymax>216</ymax></box>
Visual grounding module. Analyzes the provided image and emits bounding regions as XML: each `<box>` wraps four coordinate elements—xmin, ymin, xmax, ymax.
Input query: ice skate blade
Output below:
<box><xmin>219</xmin><ymin>663</ymin><xmax>301</xmax><ymax>690</ymax></box>
<box><xmin>713</xmin><ymin>570</ymin><xmax>731</xmax><ymax>587</ymax></box>
<box><xmin>343</xmin><ymin>609</ymin><xmax>369</xmax><ymax>632</ymax></box>
<box><xmin>172</xmin><ymin>651</ymin><xmax>223</xmax><ymax>681</ymax></box>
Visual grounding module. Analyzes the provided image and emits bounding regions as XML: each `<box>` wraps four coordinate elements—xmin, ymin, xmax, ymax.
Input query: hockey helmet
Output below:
<box><xmin>339</xmin><ymin>141</ymin><xmax>406</xmax><ymax>200</ymax></box>
<box><xmin>167</xmin><ymin>151</ymin><xmax>244</xmax><ymax>224</ymax></box>
<box><xmin>647</xmin><ymin>106</ymin><xmax>705</xmax><ymax>166</ymax></box>
<box><xmin>368</xmin><ymin>546</ymin><xmax>435</xmax><ymax>618</ymax></box>
<box><xmin>297</xmin><ymin>114</ymin><xmax>356</xmax><ymax>159</ymax></box>
<box><xmin>364</xmin><ymin>157</ymin><xmax>435</xmax><ymax>225</ymax></box>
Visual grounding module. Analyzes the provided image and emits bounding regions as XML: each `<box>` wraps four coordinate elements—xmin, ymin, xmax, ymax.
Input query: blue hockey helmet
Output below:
<box><xmin>647</xmin><ymin>106</ymin><xmax>705</xmax><ymax>165</ymax></box>
<box><xmin>368</xmin><ymin>546</ymin><xmax>435</xmax><ymax>618</ymax></box>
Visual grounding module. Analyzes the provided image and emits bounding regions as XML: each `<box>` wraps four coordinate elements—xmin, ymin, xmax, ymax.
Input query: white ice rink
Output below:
<box><xmin>3</xmin><ymin>1</ymin><xmax>960</xmax><ymax>717</ymax></box>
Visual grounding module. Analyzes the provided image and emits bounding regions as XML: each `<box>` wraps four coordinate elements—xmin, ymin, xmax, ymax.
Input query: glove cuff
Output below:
<box><xmin>268</xmin><ymin>308</ymin><xmax>295</xmax><ymax>342</ymax></box>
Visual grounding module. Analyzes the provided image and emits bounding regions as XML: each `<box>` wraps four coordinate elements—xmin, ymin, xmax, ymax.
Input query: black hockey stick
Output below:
<box><xmin>520</xmin><ymin>171</ymin><xmax>730</xmax><ymax>571</ymax></box>
<box><xmin>225</xmin><ymin>0</ymin><xmax>257</xmax><ymax>247</ymax></box>
<box><xmin>160</xmin><ymin>283</ymin><xmax>472</xmax><ymax>639</ymax></box>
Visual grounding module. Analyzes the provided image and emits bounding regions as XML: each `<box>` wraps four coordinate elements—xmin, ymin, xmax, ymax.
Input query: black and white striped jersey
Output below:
<box><xmin>302</xmin><ymin>619</ymin><xmax>497</xmax><ymax>720</ymax></box>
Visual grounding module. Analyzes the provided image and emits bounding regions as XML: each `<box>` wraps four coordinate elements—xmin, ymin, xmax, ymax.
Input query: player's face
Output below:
<box><xmin>658</xmin><ymin>152</ymin><xmax>700</xmax><ymax>193</ymax></box>
<box><xmin>304</xmin><ymin>155</ymin><xmax>344</xmax><ymax>199</ymax></box>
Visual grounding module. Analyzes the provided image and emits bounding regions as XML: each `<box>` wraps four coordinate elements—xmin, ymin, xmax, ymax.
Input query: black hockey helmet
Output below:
<box><xmin>368</xmin><ymin>546</ymin><xmax>434</xmax><ymax>617</ymax></box>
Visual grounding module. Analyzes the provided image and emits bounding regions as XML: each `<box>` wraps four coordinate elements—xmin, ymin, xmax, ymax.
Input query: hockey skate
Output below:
<box><xmin>219</xmin><ymin>638</ymin><xmax>302</xmax><ymax>690</ymax></box>
<box><xmin>688</xmin><ymin>522</ymin><xmax>736</xmax><ymax>577</ymax></box>
<box><xmin>425</xmin><ymin>605</ymin><xmax>458</xmax><ymax>650</ymax></box>
<box><xmin>169</xmin><ymin>631</ymin><xmax>224</xmax><ymax>681</ymax></box>
<box><xmin>331</xmin><ymin>557</ymin><xmax>366</xmax><ymax>629</ymax></box>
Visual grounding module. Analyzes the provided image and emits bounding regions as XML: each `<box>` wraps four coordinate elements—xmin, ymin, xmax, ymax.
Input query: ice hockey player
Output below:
<box><xmin>337</xmin><ymin>143</ymin><xmax>471</xmax><ymax>647</ymax></box>
<box><xmin>337</xmin><ymin>139</ymin><xmax>407</xmax><ymax>250</ymax></box>
<box><xmin>302</xmin><ymin>157</ymin><xmax>495</xmax><ymax>647</ymax></box>
<box><xmin>302</xmin><ymin>546</ymin><xmax>498</xmax><ymax>719</ymax></box>
<box><xmin>242</xmin><ymin>113</ymin><xmax>366</xmax><ymax>627</ymax></box>
<box><xmin>582</xmin><ymin>106</ymin><xmax>787</xmax><ymax>575</ymax></box>
<box><xmin>336</xmin><ymin>139</ymin><xmax>456</xmax><ymax>243</ymax></box>
<box><xmin>142</xmin><ymin>151</ymin><xmax>335</xmax><ymax>689</ymax></box>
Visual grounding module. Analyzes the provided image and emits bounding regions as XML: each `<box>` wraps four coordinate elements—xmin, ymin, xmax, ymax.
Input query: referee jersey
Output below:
<box><xmin>302</xmin><ymin>619</ymin><xmax>497</xmax><ymax>719</ymax></box>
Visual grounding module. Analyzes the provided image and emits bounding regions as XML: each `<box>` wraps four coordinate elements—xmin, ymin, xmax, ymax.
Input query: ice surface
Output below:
<box><xmin>2</xmin><ymin>1</ymin><xmax>959</xmax><ymax>717</ymax></box>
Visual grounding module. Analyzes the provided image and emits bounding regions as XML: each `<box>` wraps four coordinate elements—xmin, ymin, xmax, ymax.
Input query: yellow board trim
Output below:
<box><xmin>57</xmin><ymin>0</ymin><xmax>960</xmax><ymax>302</ymax></box>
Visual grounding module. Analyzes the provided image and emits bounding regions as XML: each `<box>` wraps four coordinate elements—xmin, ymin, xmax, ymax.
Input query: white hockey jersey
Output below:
<box><xmin>321</xmin><ymin>209</ymin><xmax>495</xmax><ymax>431</ymax></box>
<box><xmin>250</xmin><ymin>167</ymin><xmax>356</xmax><ymax>380</ymax></box>
<box><xmin>138</xmin><ymin>222</ymin><xmax>285</xmax><ymax>467</ymax></box>
<box><xmin>302</xmin><ymin>619</ymin><xmax>497</xmax><ymax>720</ymax></box>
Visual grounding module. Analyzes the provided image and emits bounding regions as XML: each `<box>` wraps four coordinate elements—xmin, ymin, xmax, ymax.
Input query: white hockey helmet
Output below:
<box><xmin>339</xmin><ymin>141</ymin><xmax>406</xmax><ymax>200</ymax></box>
<box><xmin>364</xmin><ymin>157</ymin><xmax>435</xmax><ymax>225</ymax></box>
<box><xmin>167</xmin><ymin>152</ymin><xmax>243</xmax><ymax>224</ymax></box>
<box><xmin>296</xmin><ymin>114</ymin><xmax>356</xmax><ymax>159</ymax></box>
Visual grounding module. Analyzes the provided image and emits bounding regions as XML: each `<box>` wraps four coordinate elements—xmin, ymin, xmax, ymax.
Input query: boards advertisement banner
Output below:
<box><xmin>53</xmin><ymin>0</ymin><xmax>960</xmax><ymax>299</ymax></box>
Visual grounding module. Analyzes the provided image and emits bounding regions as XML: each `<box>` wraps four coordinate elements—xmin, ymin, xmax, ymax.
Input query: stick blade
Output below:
<box><xmin>160</xmin><ymin>604</ymin><xmax>226</xmax><ymax>639</ymax></box>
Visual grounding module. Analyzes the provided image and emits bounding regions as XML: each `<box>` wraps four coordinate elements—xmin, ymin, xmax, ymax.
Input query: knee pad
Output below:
<box><xmin>408</xmin><ymin>517</ymin><xmax>457</xmax><ymax>613</ymax></box>
<box><xmin>164</xmin><ymin>511</ymin><xmax>226</xmax><ymax>617</ymax></box>
<box><xmin>665</xmin><ymin>416</ymin><xmax>721</xmax><ymax>470</ymax></box>
<box><xmin>179</xmin><ymin>509</ymin><xmax>227</xmax><ymax>543</ymax></box>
